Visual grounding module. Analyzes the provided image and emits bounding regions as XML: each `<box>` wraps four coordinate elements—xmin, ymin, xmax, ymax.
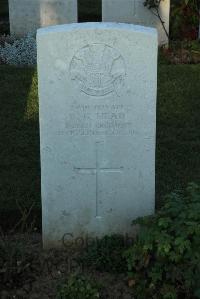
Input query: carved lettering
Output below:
<box><xmin>64</xmin><ymin>103</ymin><xmax>134</xmax><ymax>136</ymax></box>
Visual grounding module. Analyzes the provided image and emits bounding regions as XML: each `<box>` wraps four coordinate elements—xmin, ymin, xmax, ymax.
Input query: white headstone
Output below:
<box><xmin>37</xmin><ymin>22</ymin><xmax>158</xmax><ymax>248</ymax></box>
<box><xmin>9</xmin><ymin>0</ymin><xmax>77</xmax><ymax>36</ymax></box>
<box><xmin>102</xmin><ymin>0</ymin><xmax>170</xmax><ymax>45</ymax></box>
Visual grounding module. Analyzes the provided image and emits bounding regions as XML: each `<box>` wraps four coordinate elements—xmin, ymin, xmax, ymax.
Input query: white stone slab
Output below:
<box><xmin>37</xmin><ymin>22</ymin><xmax>158</xmax><ymax>248</ymax></box>
<box><xmin>102</xmin><ymin>0</ymin><xmax>170</xmax><ymax>45</ymax></box>
<box><xmin>9</xmin><ymin>0</ymin><xmax>77</xmax><ymax>36</ymax></box>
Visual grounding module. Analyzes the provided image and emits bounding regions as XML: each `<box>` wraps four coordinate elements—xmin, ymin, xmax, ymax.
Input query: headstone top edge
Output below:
<box><xmin>37</xmin><ymin>22</ymin><xmax>158</xmax><ymax>37</ymax></box>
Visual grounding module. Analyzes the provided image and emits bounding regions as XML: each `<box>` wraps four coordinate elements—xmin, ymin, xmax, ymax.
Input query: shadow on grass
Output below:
<box><xmin>156</xmin><ymin>64</ymin><xmax>200</xmax><ymax>207</ymax></box>
<box><xmin>0</xmin><ymin>66</ymin><xmax>41</xmax><ymax>230</ymax></box>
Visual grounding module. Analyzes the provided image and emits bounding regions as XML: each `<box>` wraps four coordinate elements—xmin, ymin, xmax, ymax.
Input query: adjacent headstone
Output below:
<box><xmin>102</xmin><ymin>0</ymin><xmax>170</xmax><ymax>45</ymax></box>
<box><xmin>37</xmin><ymin>22</ymin><xmax>158</xmax><ymax>248</ymax></box>
<box><xmin>9</xmin><ymin>0</ymin><xmax>77</xmax><ymax>36</ymax></box>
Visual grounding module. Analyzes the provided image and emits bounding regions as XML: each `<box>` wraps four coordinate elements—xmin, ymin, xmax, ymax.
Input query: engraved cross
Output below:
<box><xmin>74</xmin><ymin>142</ymin><xmax>123</xmax><ymax>218</ymax></box>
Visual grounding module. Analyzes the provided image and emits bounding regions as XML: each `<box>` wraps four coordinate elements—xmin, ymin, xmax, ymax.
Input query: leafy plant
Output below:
<box><xmin>78</xmin><ymin>234</ymin><xmax>127</xmax><ymax>273</ymax></box>
<box><xmin>124</xmin><ymin>183</ymin><xmax>200</xmax><ymax>299</ymax></box>
<box><xmin>144</xmin><ymin>0</ymin><xmax>200</xmax><ymax>41</ymax></box>
<box><xmin>170</xmin><ymin>0</ymin><xmax>199</xmax><ymax>40</ymax></box>
<box><xmin>56</xmin><ymin>274</ymin><xmax>101</xmax><ymax>299</ymax></box>
<box><xmin>0</xmin><ymin>32</ymin><xmax>36</xmax><ymax>66</ymax></box>
<box><xmin>159</xmin><ymin>40</ymin><xmax>200</xmax><ymax>64</ymax></box>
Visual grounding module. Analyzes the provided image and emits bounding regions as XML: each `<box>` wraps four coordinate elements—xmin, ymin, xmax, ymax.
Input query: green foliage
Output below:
<box><xmin>124</xmin><ymin>183</ymin><xmax>200</xmax><ymax>299</ymax></box>
<box><xmin>189</xmin><ymin>40</ymin><xmax>200</xmax><ymax>51</ymax></box>
<box><xmin>78</xmin><ymin>235</ymin><xmax>127</xmax><ymax>273</ymax></box>
<box><xmin>170</xmin><ymin>0</ymin><xmax>199</xmax><ymax>40</ymax></box>
<box><xmin>170</xmin><ymin>40</ymin><xmax>200</xmax><ymax>52</ymax></box>
<box><xmin>158</xmin><ymin>40</ymin><xmax>200</xmax><ymax>65</ymax></box>
<box><xmin>144</xmin><ymin>0</ymin><xmax>199</xmax><ymax>40</ymax></box>
<box><xmin>56</xmin><ymin>274</ymin><xmax>100</xmax><ymax>299</ymax></box>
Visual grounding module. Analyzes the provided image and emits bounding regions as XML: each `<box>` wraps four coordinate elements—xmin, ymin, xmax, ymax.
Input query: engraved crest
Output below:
<box><xmin>70</xmin><ymin>43</ymin><xmax>126</xmax><ymax>97</ymax></box>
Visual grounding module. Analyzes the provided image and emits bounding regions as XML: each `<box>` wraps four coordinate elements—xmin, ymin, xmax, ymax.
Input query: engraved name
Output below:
<box><xmin>63</xmin><ymin>103</ymin><xmax>134</xmax><ymax>136</ymax></box>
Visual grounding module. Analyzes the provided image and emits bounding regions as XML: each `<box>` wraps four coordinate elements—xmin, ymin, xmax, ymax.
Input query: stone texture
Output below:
<box><xmin>37</xmin><ymin>22</ymin><xmax>158</xmax><ymax>248</ymax></box>
<box><xmin>9</xmin><ymin>0</ymin><xmax>77</xmax><ymax>36</ymax></box>
<box><xmin>102</xmin><ymin>0</ymin><xmax>170</xmax><ymax>45</ymax></box>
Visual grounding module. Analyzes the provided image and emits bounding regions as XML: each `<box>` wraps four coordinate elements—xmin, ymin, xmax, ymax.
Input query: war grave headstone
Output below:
<box><xmin>9</xmin><ymin>0</ymin><xmax>77</xmax><ymax>36</ymax></box>
<box><xmin>37</xmin><ymin>22</ymin><xmax>158</xmax><ymax>248</ymax></box>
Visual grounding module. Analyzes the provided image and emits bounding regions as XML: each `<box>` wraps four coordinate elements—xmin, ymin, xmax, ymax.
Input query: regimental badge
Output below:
<box><xmin>70</xmin><ymin>43</ymin><xmax>126</xmax><ymax>97</ymax></box>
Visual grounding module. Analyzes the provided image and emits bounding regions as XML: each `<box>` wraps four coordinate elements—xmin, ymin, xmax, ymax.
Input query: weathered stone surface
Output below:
<box><xmin>102</xmin><ymin>0</ymin><xmax>170</xmax><ymax>45</ymax></box>
<box><xmin>37</xmin><ymin>23</ymin><xmax>158</xmax><ymax>248</ymax></box>
<box><xmin>9</xmin><ymin>0</ymin><xmax>77</xmax><ymax>36</ymax></box>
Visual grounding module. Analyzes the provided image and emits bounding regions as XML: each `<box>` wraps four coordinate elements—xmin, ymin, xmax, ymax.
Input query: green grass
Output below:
<box><xmin>0</xmin><ymin>64</ymin><xmax>200</xmax><ymax>228</ymax></box>
<box><xmin>0</xmin><ymin>66</ymin><xmax>40</xmax><ymax>228</ymax></box>
<box><xmin>156</xmin><ymin>64</ymin><xmax>200</xmax><ymax>206</ymax></box>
